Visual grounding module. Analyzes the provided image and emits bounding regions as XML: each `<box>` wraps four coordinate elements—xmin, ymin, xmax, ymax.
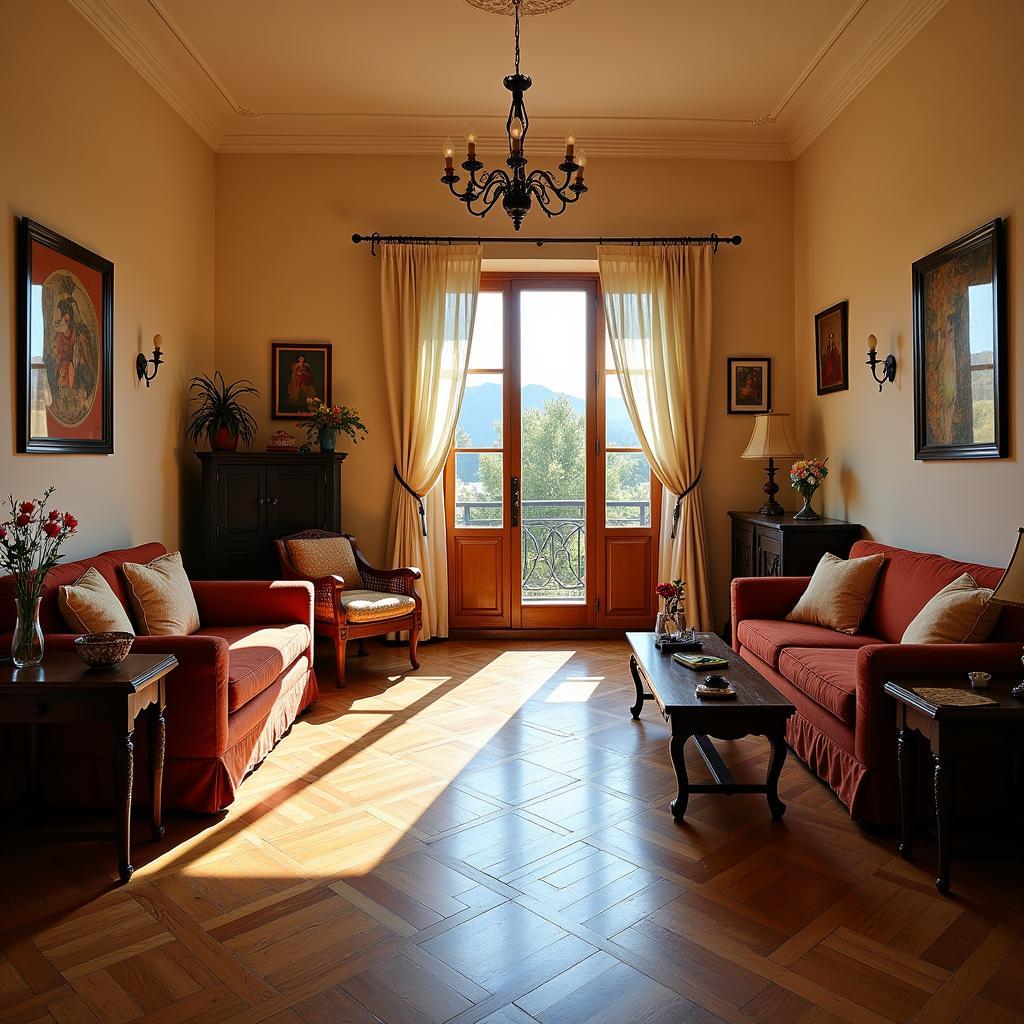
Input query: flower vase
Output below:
<box><xmin>318</xmin><ymin>428</ymin><xmax>337</xmax><ymax>453</ymax></box>
<box><xmin>794</xmin><ymin>489</ymin><xmax>821</xmax><ymax>521</ymax></box>
<box><xmin>12</xmin><ymin>596</ymin><xmax>44</xmax><ymax>668</ymax></box>
<box><xmin>655</xmin><ymin>609</ymin><xmax>686</xmax><ymax>638</ymax></box>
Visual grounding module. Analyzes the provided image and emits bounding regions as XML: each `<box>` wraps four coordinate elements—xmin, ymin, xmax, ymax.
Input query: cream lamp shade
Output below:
<box><xmin>991</xmin><ymin>528</ymin><xmax>1024</xmax><ymax>606</ymax></box>
<box><xmin>740</xmin><ymin>412</ymin><xmax>802</xmax><ymax>461</ymax></box>
<box><xmin>740</xmin><ymin>412</ymin><xmax>801</xmax><ymax>517</ymax></box>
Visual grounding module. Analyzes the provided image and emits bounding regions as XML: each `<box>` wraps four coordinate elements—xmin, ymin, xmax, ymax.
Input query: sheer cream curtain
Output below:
<box><xmin>380</xmin><ymin>243</ymin><xmax>482</xmax><ymax>640</ymax></box>
<box><xmin>598</xmin><ymin>244</ymin><xmax>714</xmax><ymax>630</ymax></box>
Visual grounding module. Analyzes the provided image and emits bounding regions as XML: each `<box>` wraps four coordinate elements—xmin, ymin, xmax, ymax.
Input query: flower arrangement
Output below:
<box><xmin>0</xmin><ymin>488</ymin><xmax>79</xmax><ymax>667</ymax></box>
<box><xmin>298</xmin><ymin>398</ymin><xmax>368</xmax><ymax>453</ymax></box>
<box><xmin>656</xmin><ymin>579</ymin><xmax>686</xmax><ymax>616</ymax></box>
<box><xmin>790</xmin><ymin>457</ymin><xmax>829</xmax><ymax>520</ymax></box>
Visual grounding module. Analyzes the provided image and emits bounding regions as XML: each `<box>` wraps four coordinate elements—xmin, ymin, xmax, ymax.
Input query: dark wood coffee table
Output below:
<box><xmin>627</xmin><ymin>632</ymin><xmax>795</xmax><ymax>821</ymax></box>
<box><xmin>0</xmin><ymin>652</ymin><xmax>177</xmax><ymax>883</ymax></box>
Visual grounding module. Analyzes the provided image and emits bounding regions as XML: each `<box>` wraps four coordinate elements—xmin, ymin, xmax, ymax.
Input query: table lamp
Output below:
<box><xmin>740</xmin><ymin>412</ymin><xmax>801</xmax><ymax>516</ymax></box>
<box><xmin>991</xmin><ymin>527</ymin><xmax>1024</xmax><ymax>700</ymax></box>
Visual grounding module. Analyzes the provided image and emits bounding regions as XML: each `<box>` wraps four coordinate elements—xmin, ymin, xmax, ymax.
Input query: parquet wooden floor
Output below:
<box><xmin>2</xmin><ymin>639</ymin><xmax>1022</xmax><ymax>1023</ymax></box>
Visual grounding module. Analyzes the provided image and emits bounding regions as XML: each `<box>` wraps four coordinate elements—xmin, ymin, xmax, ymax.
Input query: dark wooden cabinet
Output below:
<box><xmin>728</xmin><ymin>511</ymin><xmax>862</xmax><ymax>579</ymax></box>
<box><xmin>197</xmin><ymin>452</ymin><xmax>345</xmax><ymax>579</ymax></box>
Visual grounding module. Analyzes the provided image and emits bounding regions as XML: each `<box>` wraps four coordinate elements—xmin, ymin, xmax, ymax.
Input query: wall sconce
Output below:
<box><xmin>136</xmin><ymin>334</ymin><xmax>164</xmax><ymax>387</ymax></box>
<box><xmin>865</xmin><ymin>334</ymin><xmax>896</xmax><ymax>392</ymax></box>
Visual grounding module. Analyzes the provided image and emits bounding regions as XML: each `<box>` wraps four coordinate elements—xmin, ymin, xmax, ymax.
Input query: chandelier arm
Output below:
<box><xmin>465</xmin><ymin>186</ymin><xmax>506</xmax><ymax>219</ymax></box>
<box><xmin>528</xmin><ymin>178</ymin><xmax>569</xmax><ymax>218</ymax></box>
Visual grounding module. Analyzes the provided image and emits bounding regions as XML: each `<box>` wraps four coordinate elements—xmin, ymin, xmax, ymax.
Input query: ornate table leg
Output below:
<box><xmin>115</xmin><ymin>732</ymin><xmax>135</xmax><ymax>883</ymax></box>
<box><xmin>668</xmin><ymin>725</ymin><xmax>691</xmax><ymax>821</ymax></box>
<box><xmin>897</xmin><ymin>725</ymin><xmax>916</xmax><ymax>859</ymax></box>
<box><xmin>148</xmin><ymin>702</ymin><xmax>166</xmax><ymax>842</ymax></box>
<box><xmin>766</xmin><ymin>731</ymin><xmax>788</xmax><ymax>821</ymax></box>
<box><xmin>934</xmin><ymin>753</ymin><xmax>953</xmax><ymax>894</ymax></box>
<box><xmin>629</xmin><ymin>654</ymin><xmax>650</xmax><ymax>720</ymax></box>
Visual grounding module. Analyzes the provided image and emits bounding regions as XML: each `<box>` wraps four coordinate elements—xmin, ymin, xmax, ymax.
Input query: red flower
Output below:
<box><xmin>655</xmin><ymin>582</ymin><xmax>677</xmax><ymax>598</ymax></box>
<box><xmin>19</xmin><ymin>501</ymin><xmax>35</xmax><ymax>515</ymax></box>
<box><xmin>63</xmin><ymin>514</ymin><xmax>78</xmax><ymax>531</ymax></box>
<box><xmin>42</xmin><ymin>520</ymin><xmax>61</xmax><ymax>538</ymax></box>
<box><xmin>0</xmin><ymin>527</ymin><xmax>6</xmax><ymax>541</ymax></box>
<box><xmin>48</xmin><ymin>509</ymin><xmax>61</xmax><ymax>521</ymax></box>
<box><xmin>15</xmin><ymin>514</ymin><xmax>31</xmax><ymax>528</ymax></box>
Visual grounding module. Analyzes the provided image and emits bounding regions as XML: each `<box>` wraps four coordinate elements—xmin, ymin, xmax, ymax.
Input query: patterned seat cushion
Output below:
<box><xmin>340</xmin><ymin>589</ymin><xmax>415</xmax><ymax>623</ymax></box>
<box><xmin>286</xmin><ymin>536</ymin><xmax>363</xmax><ymax>587</ymax></box>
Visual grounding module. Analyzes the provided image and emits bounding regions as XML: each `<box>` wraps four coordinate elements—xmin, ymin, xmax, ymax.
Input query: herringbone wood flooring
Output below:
<box><xmin>1</xmin><ymin>639</ymin><xmax>1022</xmax><ymax>1023</ymax></box>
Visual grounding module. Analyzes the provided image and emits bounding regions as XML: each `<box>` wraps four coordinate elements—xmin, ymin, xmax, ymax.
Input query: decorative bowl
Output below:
<box><xmin>968</xmin><ymin>670</ymin><xmax>991</xmax><ymax>690</ymax></box>
<box><xmin>74</xmin><ymin>631</ymin><xmax>134</xmax><ymax>668</ymax></box>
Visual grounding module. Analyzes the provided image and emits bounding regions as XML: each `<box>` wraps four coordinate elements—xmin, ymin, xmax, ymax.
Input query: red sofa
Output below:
<box><xmin>731</xmin><ymin>540</ymin><xmax>1024</xmax><ymax>824</ymax></box>
<box><xmin>0</xmin><ymin>542</ymin><xmax>318</xmax><ymax>813</ymax></box>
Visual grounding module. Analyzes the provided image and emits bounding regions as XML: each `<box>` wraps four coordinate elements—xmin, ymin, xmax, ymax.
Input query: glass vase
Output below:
<box><xmin>12</xmin><ymin>596</ymin><xmax>44</xmax><ymax>668</ymax></box>
<box><xmin>318</xmin><ymin>428</ymin><xmax>337</xmax><ymax>453</ymax></box>
<box><xmin>655</xmin><ymin>609</ymin><xmax>686</xmax><ymax>638</ymax></box>
<box><xmin>793</xmin><ymin>488</ymin><xmax>821</xmax><ymax>521</ymax></box>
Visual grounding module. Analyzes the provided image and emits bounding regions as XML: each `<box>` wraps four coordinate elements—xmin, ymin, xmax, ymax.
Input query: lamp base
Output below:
<box><xmin>757</xmin><ymin>457</ymin><xmax>785</xmax><ymax>516</ymax></box>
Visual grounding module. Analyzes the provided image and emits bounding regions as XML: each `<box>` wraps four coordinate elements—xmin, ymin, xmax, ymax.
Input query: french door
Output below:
<box><xmin>445</xmin><ymin>273</ymin><xmax>661</xmax><ymax>632</ymax></box>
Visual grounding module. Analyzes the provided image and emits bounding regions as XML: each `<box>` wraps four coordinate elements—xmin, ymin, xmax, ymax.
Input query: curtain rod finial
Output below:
<box><xmin>352</xmin><ymin>233</ymin><xmax>363</xmax><ymax>243</ymax></box>
<box><xmin>730</xmin><ymin>235</ymin><xmax>743</xmax><ymax>245</ymax></box>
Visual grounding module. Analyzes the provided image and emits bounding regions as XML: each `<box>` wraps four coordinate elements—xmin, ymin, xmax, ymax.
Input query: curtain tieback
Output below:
<box><xmin>393</xmin><ymin>466</ymin><xmax>428</xmax><ymax>536</ymax></box>
<box><xmin>670</xmin><ymin>468</ymin><xmax>703</xmax><ymax>540</ymax></box>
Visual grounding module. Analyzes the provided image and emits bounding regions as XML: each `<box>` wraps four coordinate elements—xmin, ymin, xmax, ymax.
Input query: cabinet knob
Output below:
<box><xmin>258</xmin><ymin>497</ymin><xmax>266</xmax><ymax>505</ymax></box>
<box><xmin>271</xmin><ymin>497</ymin><xmax>279</xmax><ymax>506</ymax></box>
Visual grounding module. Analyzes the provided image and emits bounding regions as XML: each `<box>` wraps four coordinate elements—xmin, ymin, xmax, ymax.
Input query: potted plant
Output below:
<box><xmin>298</xmin><ymin>397</ymin><xmax>368</xmax><ymax>453</ymax></box>
<box><xmin>0</xmin><ymin>488</ymin><xmax>79</xmax><ymax>667</ymax></box>
<box><xmin>186</xmin><ymin>373</ymin><xmax>259</xmax><ymax>452</ymax></box>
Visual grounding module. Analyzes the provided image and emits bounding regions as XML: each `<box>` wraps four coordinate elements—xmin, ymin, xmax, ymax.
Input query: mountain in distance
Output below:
<box><xmin>458</xmin><ymin>382</ymin><xmax>637</xmax><ymax>448</ymax></box>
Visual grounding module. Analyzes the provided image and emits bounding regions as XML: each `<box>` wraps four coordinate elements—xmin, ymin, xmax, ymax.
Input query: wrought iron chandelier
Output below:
<box><xmin>441</xmin><ymin>0</ymin><xmax>587</xmax><ymax>231</ymax></box>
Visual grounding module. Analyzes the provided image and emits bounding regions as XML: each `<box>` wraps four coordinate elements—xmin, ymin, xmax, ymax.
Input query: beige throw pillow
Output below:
<box><xmin>901</xmin><ymin>573</ymin><xmax>1000</xmax><ymax>644</ymax></box>
<box><xmin>786</xmin><ymin>552</ymin><xmax>885</xmax><ymax>635</ymax></box>
<box><xmin>59</xmin><ymin>567</ymin><xmax>135</xmax><ymax>635</ymax></box>
<box><xmin>286</xmin><ymin>536</ymin><xmax>363</xmax><ymax>587</ymax></box>
<box><xmin>122</xmin><ymin>551</ymin><xmax>200</xmax><ymax>636</ymax></box>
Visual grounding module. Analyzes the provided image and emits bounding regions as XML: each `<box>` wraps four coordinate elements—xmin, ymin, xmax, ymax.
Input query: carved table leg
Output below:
<box><xmin>766</xmin><ymin>731</ymin><xmax>788</xmax><ymax>821</ymax></box>
<box><xmin>148</xmin><ymin>703</ymin><xmax>166</xmax><ymax>842</ymax></box>
<box><xmin>897</xmin><ymin>725</ymin><xmax>916</xmax><ymax>859</ymax></box>
<box><xmin>115</xmin><ymin>732</ymin><xmax>135</xmax><ymax>883</ymax></box>
<box><xmin>668</xmin><ymin>725</ymin><xmax>691</xmax><ymax>821</ymax></box>
<box><xmin>934</xmin><ymin>753</ymin><xmax>953</xmax><ymax>895</ymax></box>
<box><xmin>629</xmin><ymin>655</ymin><xmax>649</xmax><ymax>720</ymax></box>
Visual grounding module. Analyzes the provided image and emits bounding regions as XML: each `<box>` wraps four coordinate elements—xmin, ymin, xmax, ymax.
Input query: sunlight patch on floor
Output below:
<box><xmin>544</xmin><ymin>676</ymin><xmax>604</xmax><ymax>703</ymax></box>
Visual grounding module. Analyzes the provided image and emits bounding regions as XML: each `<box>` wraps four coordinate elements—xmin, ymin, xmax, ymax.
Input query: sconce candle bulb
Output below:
<box><xmin>136</xmin><ymin>334</ymin><xmax>165</xmax><ymax>388</ymax></box>
<box><xmin>865</xmin><ymin>334</ymin><xmax>896</xmax><ymax>392</ymax></box>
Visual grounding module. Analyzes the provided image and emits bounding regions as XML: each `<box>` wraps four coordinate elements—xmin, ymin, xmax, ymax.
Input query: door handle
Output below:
<box><xmin>510</xmin><ymin>476</ymin><xmax>520</xmax><ymax>528</ymax></box>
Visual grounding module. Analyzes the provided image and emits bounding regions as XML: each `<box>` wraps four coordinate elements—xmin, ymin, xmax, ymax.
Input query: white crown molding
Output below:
<box><xmin>787</xmin><ymin>0</ymin><xmax>951</xmax><ymax>157</ymax></box>
<box><xmin>66</xmin><ymin>0</ymin><xmax>222</xmax><ymax>147</ymax></box>
<box><xmin>216</xmin><ymin>132</ymin><xmax>792</xmax><ymax>162</ymax></box>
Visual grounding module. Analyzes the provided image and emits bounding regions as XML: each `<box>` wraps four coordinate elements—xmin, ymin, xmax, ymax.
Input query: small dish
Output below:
<box><xmin>968</xmin><ymin>671</ymin><xmax>991</xmax><ymax>690</ymax></box>
<box><xmin>74</xmin><ymin>631</ymin><xmax>134</xmax><ymax>668</ymax></box>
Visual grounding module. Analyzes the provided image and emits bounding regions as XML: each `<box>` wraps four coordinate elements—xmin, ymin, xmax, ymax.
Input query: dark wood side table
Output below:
<box><xmin>728</xmin><ymin>510</ymin><xmax>862</xmax><ymax>579</ymax></box>
<box><xmin>0</xmin><ymin>653</ymin><xmax>177</xmax><ymax>883</ymax></box>
<box><xmin>627</xmin><ymin>632</ymin><xmax>795</xmax><ymax>821</ymax></box>
<box><xmin>884</xmin><ymin>679</ymin><xmax>1024</xmax><ymax>895</ymax></box>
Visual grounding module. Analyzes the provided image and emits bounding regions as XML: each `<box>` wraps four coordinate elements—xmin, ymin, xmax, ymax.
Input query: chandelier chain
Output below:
<box><xmin>513</xmin><ymin>0</ymin><xmax>521</xmax><ymax>74</ymax></box>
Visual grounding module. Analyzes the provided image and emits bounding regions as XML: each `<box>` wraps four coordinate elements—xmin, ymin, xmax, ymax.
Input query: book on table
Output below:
<box><xmin>672</xmin><ymin>653</ymin><xmax>729</xmax><ymax>670</ymax></box>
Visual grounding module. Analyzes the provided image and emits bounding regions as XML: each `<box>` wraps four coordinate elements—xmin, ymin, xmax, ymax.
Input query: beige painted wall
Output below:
<box><xmin>215</xmin><ymin>154</ymin><xmax>794</xmax><ymax>624</ymax></box>
<box><xmin>794</xmin><ymin>0</ymin><xmax>1022</xmax><ymax>569</ymax></box>
<box><xmin>1</xmin><ymin>0</ymin><xmax>215</xmax><ymax>561</ymax></box>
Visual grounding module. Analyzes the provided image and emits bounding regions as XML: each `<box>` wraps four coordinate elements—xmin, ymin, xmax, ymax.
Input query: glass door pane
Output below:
<box><xmin>519</xmin><ymin>290</ymin><xmax>588</xmax><ymax>603</ymax></box>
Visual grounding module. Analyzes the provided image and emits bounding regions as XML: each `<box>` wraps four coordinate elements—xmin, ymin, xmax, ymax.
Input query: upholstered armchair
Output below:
<box><xmin>275</xmin><ymin>530</ymin><xmax>421</xmax><ymax>687</ymax></box>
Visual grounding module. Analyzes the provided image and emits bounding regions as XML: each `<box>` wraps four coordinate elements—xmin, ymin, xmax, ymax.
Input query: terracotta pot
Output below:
<box><xmin>209</xmin><ymin>425</ymin><xmax>239</xmax><ymax>452</ymax></box>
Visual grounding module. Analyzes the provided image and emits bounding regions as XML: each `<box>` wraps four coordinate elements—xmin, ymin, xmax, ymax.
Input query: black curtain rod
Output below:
<box><xmin>352</xmin><ymin>232</ymin><xmax>741</xmax><ymax>254</ymax></box>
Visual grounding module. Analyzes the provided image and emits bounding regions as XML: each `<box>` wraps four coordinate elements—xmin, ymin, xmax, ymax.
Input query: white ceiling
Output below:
<box><xmin>68</xmin><ymin>0</ymin><xmax>949</xmax><ymax>158</ymax></box>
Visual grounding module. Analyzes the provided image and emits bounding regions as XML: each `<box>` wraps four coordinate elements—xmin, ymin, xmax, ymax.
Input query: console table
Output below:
<box><xmin>0</xmin><ymin>653</ymin><xmax>177</xmax><ymax>883</ymax></box>
<box><xmin>729</xmin><ymin>510</ymin><xmax>862</xmax><ymax>579</ymax></box>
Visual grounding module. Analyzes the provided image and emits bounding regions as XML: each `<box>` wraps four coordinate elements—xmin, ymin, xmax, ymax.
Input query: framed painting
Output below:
<box><xmin>814</xmin><ymin>300</ymin><xmax>848</xmax><ymax>395</ymax></box>
<box><xmin>913</xmin><ymin>219</ymin><xmax>1006</xmax><ymax>460</ymax></box>
<box><xmin>271</xmin><ymin>341</ymin><xmax>332</xmax><ymax>419</ymax></box>
<box><xmin>727</xmin><ymin>357</ymin><xmax>771</xmax><ymax>414</ymax></box>
<box><xmin>16</xmin><ymin>218</ymin><xmax>114</xmax><ymax>454</ymax></box>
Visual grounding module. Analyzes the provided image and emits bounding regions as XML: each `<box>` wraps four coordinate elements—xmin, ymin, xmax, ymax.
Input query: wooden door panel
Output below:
<box><xmin>601</xmin><ymin>535</ymin><xmax>653</xmax><ymax>625</ymax></box>
<box><xmin>451</xmin><ymin>535</ymin><xmax>509</xmax><ymax>626</ymax></box>
<box><xmin>269</xmin><ymin>464</ymin><xmax>326</xmax><ymax>534</ymax></box>
<box><xmin>217</xmin><ymin>466</ymin><xmax>265</xmax><ymax>542</ymax></box>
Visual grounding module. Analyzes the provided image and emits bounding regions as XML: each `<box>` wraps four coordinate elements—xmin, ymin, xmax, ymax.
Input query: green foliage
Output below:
<box><xmin>186</xmin><ymin>372</ymin><xmax>259</xmax><ymax>448</ymax></box>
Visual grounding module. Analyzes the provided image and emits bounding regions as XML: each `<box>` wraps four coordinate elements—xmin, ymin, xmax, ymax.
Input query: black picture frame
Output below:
<box><xmin>814</xmin><ymin>300</ymin><xmax>849</xmax><ymax>396</ymax></box>
<box><xmin>912</xmin><ymin>218</ymin><xmax>1007</xmax><ymax>461</ymax></box>
<box><xmin>17</xmin><ymin>218</ymin><xmax>114</xmax><ymax>454</ymax></box>
<box><xmin>727</xmin><ymin>357</ymin><xmax>771</xmax><ymax>414</ymax></box>
<box><xmin>270</xmin><ymin>341</ymin><xmax>333</xmax><ymax>419</ymax></box>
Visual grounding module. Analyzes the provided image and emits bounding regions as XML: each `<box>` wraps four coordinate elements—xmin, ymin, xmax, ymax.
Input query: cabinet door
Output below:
<box><xmin>217</xmin><ymin>463</ymin><xmax>267</xmax><ymax>543</ymax></box>
<box><xmin>268</xmin><ymin>463</ymin><xmax>327</xmax><ymax>536</ymax></box>
<box><xmin>731</xmin><ymin>520</ymin><xmax>754</xmax><ymax>578</ymax></box>
<box><xmin>754</xmin><ymin>527</ymin><xmax>783</xmax><ymax>577</ymax></box>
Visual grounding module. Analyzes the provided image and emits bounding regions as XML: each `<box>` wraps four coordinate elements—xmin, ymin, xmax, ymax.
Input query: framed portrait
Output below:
<box><xmin>271</xmin><ymin>341</ymin><xmax>332</xmax><ymax>419</ymax></box>
<box><xmin>17</xmin><ymin>218</ymin><xmax>113</xmax><ymax>454</ymax></box>
<box><xmin>913</xmin><ymin>219</ymin><xmax>1006</xmax><ymax>460</ymax></box>
<box><xmin>727</xmin><ymin>357</ymin><xmax>771</xmax><ymax>414</ymax></box>
<box><xmin>814</xmin><ymin>300</ymin><xmax>849</xmax><ymax>395</ymax></box>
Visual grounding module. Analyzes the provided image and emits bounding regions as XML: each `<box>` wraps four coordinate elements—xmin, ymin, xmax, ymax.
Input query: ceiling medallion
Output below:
<box><xmin>442</xmin><ymin>0</ymin><xmax>587</xmax><ymax>231</ymax></box>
